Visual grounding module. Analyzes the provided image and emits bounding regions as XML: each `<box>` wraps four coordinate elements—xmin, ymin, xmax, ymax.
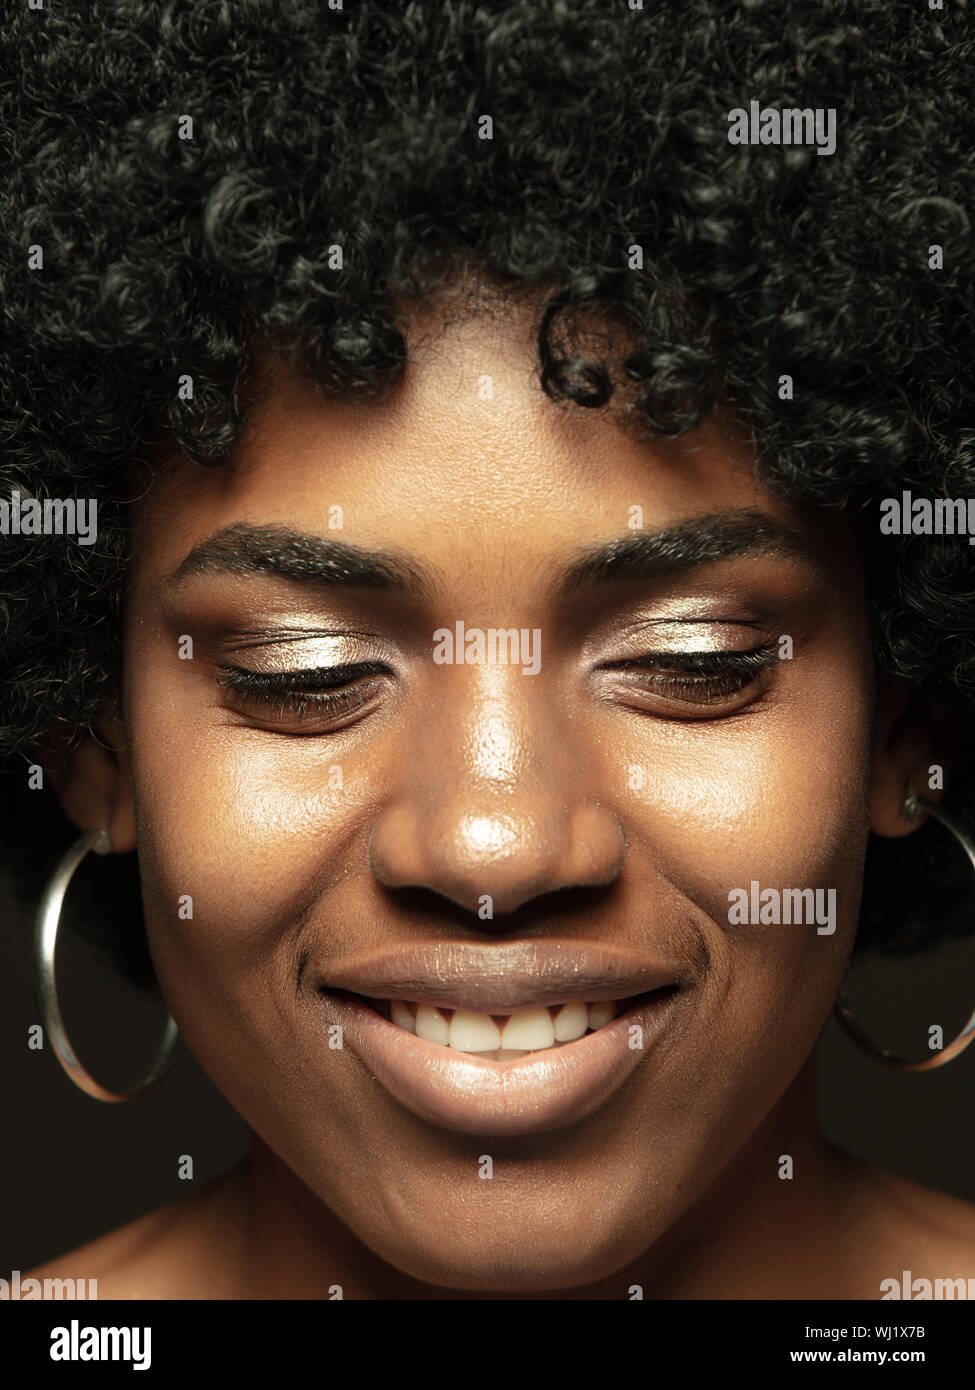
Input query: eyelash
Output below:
<box><xmin>219</xmin><ymin>643</ymin><xmax>778</xmax><ymax>729</ymax></box>
<box><xmin>605</xmin><ymin>642</ymin><xmax>779</xmax><ymax>704</ymax></box>
<box><xmin>218</xmin><ymin>662</ymin><xmax>389</xmax><ymax>724</ymax></box>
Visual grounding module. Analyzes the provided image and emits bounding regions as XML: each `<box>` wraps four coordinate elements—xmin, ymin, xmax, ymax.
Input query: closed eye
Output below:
<box><xmin>218</xmin><ymin>661</ymin><xmax>390</xmax><ymax>733</ymax></box>
<box><xmin>216</xmin><ymin>642</ymin><xmax>781</xmax><ymax>734</ymax></box>
<box><xmin>597</xmin><ymin>642</ymin><xmax>780</xmax><ymax>716</ymax></box>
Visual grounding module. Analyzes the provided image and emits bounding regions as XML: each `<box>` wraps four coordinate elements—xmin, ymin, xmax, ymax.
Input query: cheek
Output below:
<box><xmin>609</xmin><ymin>675</ymin><xmax>873</xmax><ymax>1069</ymax></box>
<box><xmin>125</xmin><ymin>720</ymin><xmax>388</xmax><ymax>1134</ymax></box>
<box><xmin>126</xmin><ymin>680</ymin><xmax>388</xmax><ymax>1008</ymax></box>
<box><xmin>623</xmin><ymin>706</ymin><xmax>872</xmax><ymax>919</ymax></box>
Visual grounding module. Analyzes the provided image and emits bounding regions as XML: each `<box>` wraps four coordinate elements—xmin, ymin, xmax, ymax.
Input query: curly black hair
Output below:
<box><xmin>2</xmin><ymin>0</ymin><xmax>975</xmax><ymax>989</ymax></box>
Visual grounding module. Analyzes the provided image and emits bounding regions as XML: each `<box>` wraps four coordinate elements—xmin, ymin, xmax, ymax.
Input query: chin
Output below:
<box><xmin>338</xmin><ymin>1179</ymin><xmax>656</xmax><ymax>1293</ymax></box>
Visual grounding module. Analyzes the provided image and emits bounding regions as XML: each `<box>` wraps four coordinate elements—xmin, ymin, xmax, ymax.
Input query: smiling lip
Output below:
<box><xmin>320</xmin><ymin>941</ymin><xmax>685</xmax><ymax>1013</ymax></box>
<box><xmin>317</xmin><ymin>942</ymin><xmax>687</xmax><ymax>1136</ymax></box>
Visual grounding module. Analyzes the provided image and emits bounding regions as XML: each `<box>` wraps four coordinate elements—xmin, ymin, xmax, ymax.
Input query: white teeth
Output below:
<box><xmin>500</xmin><ymin>1007</ymin><xmax>555</xmax><ymax>1051</ymax></box>
<box><xmin>448</xmin><ymin>1010</ymin><xmax>502</xmax><ymax>1052</ymax></box>
<box><xmin>458</xmin><ymin>1048</ymin><xmax>532</xmax><ymax>1062</ymax></box>
<box><xmin>587</xmin><ymin>1001</ymin><xmax>615</xmax><ymax>1030</ymax></box>
<box><xmin>415</xmin><ymin>1004</ymin><xmax>450</xmax><ymax>1045</ymax></box>
<box><xmin>391</xmin><ymin>1000</ymin><xmax>416</xmax><ymax>1034</ymax></box>
<box><xmin>553</xmin><ymin>1001</ymin><xmax>589</xmax><ymax>1042</ymax></box>
<box><xmin>380</xmin><ymin>997</ymin><xmax>630</xmax><ymax>1056</ymax></box>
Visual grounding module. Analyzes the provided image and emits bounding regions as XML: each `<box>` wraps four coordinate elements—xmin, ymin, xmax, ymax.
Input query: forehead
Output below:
<box><xmin>128</xmin><ymin>295</ymin><xmax>850</xmax><ymax>591</ymax></box>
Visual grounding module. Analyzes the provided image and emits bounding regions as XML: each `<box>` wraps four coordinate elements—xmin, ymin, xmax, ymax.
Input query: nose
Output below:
<box><xmin>366</xmin><ymin>667</ymin><xmax>625</xmax><ymax>918</ymax></box>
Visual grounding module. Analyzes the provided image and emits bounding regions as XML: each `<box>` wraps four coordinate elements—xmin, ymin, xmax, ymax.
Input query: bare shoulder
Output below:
<box><xmin>831</xmin><ymin>1148</ymin><xmax>975</xmax><ymax>1287</ymax></box>
<box><xmin>859</xmin><ymin>1160</ymin><xmax>975</xmax><ymax>1247</ymax></box>
<box><xmin>23</xmin><ymin>1166</ymin><xmax>248</xmax><ymax>1300</ymax></box>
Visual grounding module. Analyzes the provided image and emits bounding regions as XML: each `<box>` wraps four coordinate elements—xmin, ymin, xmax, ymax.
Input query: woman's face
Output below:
<box><xmin>121</xmin><ymin>295</ymin><xmax>877</xmax><ymax>1291</ymax></box>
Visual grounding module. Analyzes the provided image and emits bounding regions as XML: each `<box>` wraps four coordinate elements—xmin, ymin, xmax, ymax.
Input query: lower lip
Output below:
<box><xmin>322</xmin><ymin>989</ymin><xmax>680</xmax><ymax>1136</ymax></box>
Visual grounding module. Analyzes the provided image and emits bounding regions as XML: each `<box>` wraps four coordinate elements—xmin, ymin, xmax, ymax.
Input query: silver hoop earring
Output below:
<box><xmin>33</xmin><ymin>828</ymin><xmax>180</xmax><ymax>1101</ymax></box>
<box><xmin>833</xmin><ymin>795</ymin><xmax>975</xmax><ymax>1071</ymax></box>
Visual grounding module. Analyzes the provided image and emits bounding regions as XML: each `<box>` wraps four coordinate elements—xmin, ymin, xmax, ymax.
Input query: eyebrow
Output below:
<box><xmin>558</xmin><ymin>509</ymin><xmax>813</xmax><ymax>595</ymax></box>
<box><xmin>169</xmin><ymin>524</ymin><xmax>434</xmax><ymax>598</ymax></box>
<box><xmin>168</xmin><ymin>510</ymin><xmax>814</xmax><ymax>599</ymax></box>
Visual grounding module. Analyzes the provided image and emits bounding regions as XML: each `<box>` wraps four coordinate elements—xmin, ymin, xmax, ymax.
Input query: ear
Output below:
<box><xmin>42</xmin><ymin>715</ymin><xmax>137</xmax><ymax>853</ymax></box>
<box><xmin>870</xmin><ymin>674</ymin><xmax>963</xmax><ymax>837</ymax></box>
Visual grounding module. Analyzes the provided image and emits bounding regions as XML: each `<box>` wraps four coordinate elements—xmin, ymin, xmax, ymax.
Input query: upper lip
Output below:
<box><xmin>319</xmin><ymin>941</ymin><xmax>687</xmax><ymax>1013</ymax></box>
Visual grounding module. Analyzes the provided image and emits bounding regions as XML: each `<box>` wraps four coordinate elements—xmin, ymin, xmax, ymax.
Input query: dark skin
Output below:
<box><xmin>31</xmin><ymin>287</ymin><xmax>975</xmax><ymax>1297</ymax></box>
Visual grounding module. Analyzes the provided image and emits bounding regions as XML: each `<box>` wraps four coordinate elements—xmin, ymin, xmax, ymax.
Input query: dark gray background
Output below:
<box><xmin>2</xmin><ymin>874</ymin><xmax>972</xmax><ymax>1273</ymax></box>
